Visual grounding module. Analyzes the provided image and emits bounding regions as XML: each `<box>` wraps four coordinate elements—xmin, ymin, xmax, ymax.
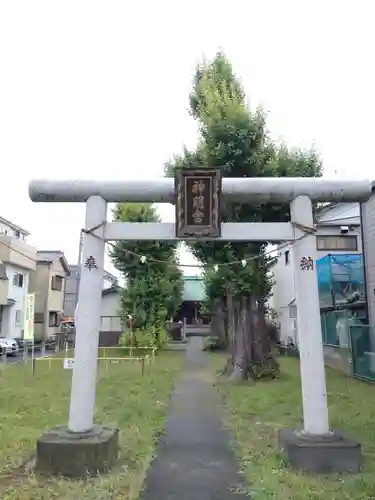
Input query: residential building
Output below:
<box><xmin>346</xmin><ymin>185</ymin><xmax>375</xmax><ymax>381</ymax></box>
<box><xmin>362</xmin><ymin>184</ymin><xmax>375</xmax><ymax>332</ymax></box>
<box><xmin>63</xmin><ymin>265</ymin><xmax>118</xmax><ymax>320</ymax></box>
<box><xmin>0</xmin><ymin>216</ymin><xmax>37</xmax><ymax>338</ymax></box>
<box><xmin>99</xmin><ymin>284</ymin><xmax>123</xmax><ymax>346</ymax></box>
<box><xmin>61</xmin><ymin>283</ymin><xmax>124</xmax><ymax>347</ymax></box>
<box><xmin>272</xmin><ymin>202</ymin><xmax>362</xmax><ymax>347</ymax></box>
<box><xmin>28</xmin><ymin>251</ymin><xmax>70</xmax><ymax>341</ymax></box>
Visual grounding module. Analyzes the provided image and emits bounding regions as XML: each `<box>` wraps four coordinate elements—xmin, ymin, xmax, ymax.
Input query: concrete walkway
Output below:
<box><xmin>140</xmin><ymin>337</ymin><xmax>251</xmax><ymax>500</ymax></box>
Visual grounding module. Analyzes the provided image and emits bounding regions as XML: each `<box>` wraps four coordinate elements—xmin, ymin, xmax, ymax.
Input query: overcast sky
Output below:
<box><xmin>1</xmin><ymin>1</ymin><xmax>374</xmax><ymax>278</ymax></box>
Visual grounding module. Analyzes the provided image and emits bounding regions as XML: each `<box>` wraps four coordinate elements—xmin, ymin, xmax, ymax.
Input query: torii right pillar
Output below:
<box><xmin>278</xmin><ymin>195</ymin><xmax>361</xmax><ymax>473</ymax></box>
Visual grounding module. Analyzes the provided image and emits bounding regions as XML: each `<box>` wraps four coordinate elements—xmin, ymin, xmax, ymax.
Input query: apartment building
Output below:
<box><xmin>29</xmin><ymin>251</ymin><xmax>70</xmax><ymax>341</ymax></box>
<box><xmin>0</xmin><ymin>216</ymin><xmax>37</xmax><ymax>338</ymax></box>
<box><xmin>362</xmin><ymin>184</ymin><xmax>375</xmax><ymax>333</ymax></box>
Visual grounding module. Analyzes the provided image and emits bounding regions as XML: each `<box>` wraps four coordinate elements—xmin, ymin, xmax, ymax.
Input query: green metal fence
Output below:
<box><xmin>349</xmin><ymin>324</ymin><xmax>375</xmax><ymax>383</ymax></box>
<box><xmin>321</xmin><ymin>310</ymin><xmax>350</xmax><ymax>347</ymax></box>
<box><xmin>320</xmin><ymin>311</ymin><xmax>375</xmax><ymax>383</ymax></box>
<box><xmin>317</xmin><ymin>254</ymin><xmax>365</xmax><ymax>308</ymax></box>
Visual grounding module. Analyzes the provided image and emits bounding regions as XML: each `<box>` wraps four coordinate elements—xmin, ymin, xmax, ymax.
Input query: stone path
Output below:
<box><xmin>140</xmin><ymin>337</ymin><xmax>251</xmax><ymax>500</ymax></box>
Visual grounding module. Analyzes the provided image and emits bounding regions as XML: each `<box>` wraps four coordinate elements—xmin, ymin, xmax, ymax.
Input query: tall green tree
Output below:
<box><xmin>166</xmin><ymin>52</ymin><xmax>322</xmax><ymax>380</ymax></box>
<box><xmin>110</xmin><ymin>203</ymin><xmax>183</xmax><ymax>332</ymax></box>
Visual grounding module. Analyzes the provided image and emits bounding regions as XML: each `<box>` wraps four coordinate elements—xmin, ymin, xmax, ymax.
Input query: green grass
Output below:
<box><xmin>210</xmin><ymin>354</ymin><xmax>375</xmax><ymax>500</ymax></box>
<box><xmin>0</xmin><ymin>352</ymin><xmax>184</xmax><ymax>499</ymax></box>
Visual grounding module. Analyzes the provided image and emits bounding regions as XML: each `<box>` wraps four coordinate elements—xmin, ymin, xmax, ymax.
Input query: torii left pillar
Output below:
<box><xmin>36</xmin><ymin>196</ymin><xmax>119</xmax><ymax>478</ymax></box>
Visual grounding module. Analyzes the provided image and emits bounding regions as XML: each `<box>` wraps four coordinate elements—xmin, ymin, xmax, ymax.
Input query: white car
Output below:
<box><xmin>0</xmin><ymin>337</ymin><xmax>19</xmax><ymax>356</ymax></box>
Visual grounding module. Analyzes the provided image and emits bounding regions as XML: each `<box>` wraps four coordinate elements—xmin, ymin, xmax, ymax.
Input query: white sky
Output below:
<box><xmin>1</xmin><ymin>1</ymin><xmax>374</xmax><ymax>278</ymax></box>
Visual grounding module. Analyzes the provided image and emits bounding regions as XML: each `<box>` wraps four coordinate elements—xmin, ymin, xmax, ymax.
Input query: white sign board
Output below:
<box><xmin>23</xmin><ymin>293</ymin><xmax>35</xmax><ymax>341</ymax></box>
<box><xmin>64</xmin><ymin>358</ymin><xmax>75</xmax><ymax>370</ymax></box>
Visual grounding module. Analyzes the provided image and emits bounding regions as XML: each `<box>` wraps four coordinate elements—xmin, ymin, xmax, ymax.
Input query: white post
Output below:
<box><xmin>290</xmin><ymin>195</ymin><xmax>330</xmax><ymax>435</ymax></box>
<box><xmin>68</xmin><ymin>196</ymin><xmax>107</xmax><ymax>433</ymax></box>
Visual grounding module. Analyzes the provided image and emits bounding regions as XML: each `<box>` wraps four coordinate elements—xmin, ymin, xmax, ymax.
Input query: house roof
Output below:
<box><xmin>183</xmin><ymin>276</ymin><xmax>206</xmax><ymax>302</ymax></box>
<box><xmin>316</xmin><ymin>202</ymin><xmax>360</xmax><ymax>226</ymax></box>
<box><xmin>69</xmin><ymin>264</ymin><xmax>118</xmax><ymax>284</ymax></box>
<box><xmin>36</xmin><ymin>250</ymin><xmax>71</xmax><ymax>276</ymax></box>
<box><xmin>102</xmin><ymin>284</ymin><xmax>123</xmax><ymax>295</ymax></box>
<box><xmin>0</xmin><ymin>216</ymin><xmax>30</xmax><ymax>236</ymax></box>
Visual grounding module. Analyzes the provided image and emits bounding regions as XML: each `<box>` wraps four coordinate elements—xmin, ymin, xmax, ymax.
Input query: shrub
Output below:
<box><xmin>203</xmin><ymin>336</ymin><xmax>221</xmax><ymax>351</ymax></box>
<box><xmin>119</xmin><ymin>326</ymin><xmax>168</xmax><ymax>350</ymax></box>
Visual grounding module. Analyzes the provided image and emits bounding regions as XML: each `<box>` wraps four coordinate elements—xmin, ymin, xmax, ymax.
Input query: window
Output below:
<box><xmin>100</xmin><ymin>316</ymin><xmax>122</xmax><ymax>332</ymax></box>
<box><xmin>34</xmin><ymin>312</ymin><xmax>44</xmax><ymax>323</ymax></box>
<box><xmin>284</xmin><ymin>250</ymin><xmax>290</xmax><ymax>265</ymax></box>
<box><xmin>13</xmin><ymin>273</ymin><xmax>24</xmax><ymax>287</ymax></box>
<box><xmin>51</xmin><ymin>276</ymin><xmax>63</xmax><ymax>291</ymax></box>
<box><xmin>316</xmin><ymin>235</ymin><xmax>358</xmax><ymax>251</ymax></box>
<box><xmin>49</xmin><ymin>311</ymin><xmax>60</xmax><ymax>327</ymax></box>
<box><xmin>15</xmin><ymin>230</ymin><xmax>20</xmax><ymax>238</ymax></box>
<box><xmin>15</xmin><ymin>310</ymin><xmax>21</xmax><ymax>326</ymax></box>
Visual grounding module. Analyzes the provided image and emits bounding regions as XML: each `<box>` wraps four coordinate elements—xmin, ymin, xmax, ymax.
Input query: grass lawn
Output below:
<box><xmin>210</xmin><ymin>354</ymin><xmax>375</xmax><ymax>500</ymax></box>
<box><xmin>0</xmin><ymin>352</ymin><xmax>184</xmax><ymax>499</ymax></box>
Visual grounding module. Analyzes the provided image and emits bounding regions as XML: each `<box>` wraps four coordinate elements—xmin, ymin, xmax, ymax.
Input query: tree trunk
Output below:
<box><xmin>224</xmin><ymin>294</ymin><xmax>280</xmax><ymax>381</ymax></box>
<box><xmin>222</xmin><ymin>289</ymin><xmax>236</xmax><ymax>375</ymax></box>
<box><xmin>210</xmin><ymin>298</ymin><xmax>228</xmax><ymax>349</ymax></box>
<box><xmin>228</xmin><ymin>297</ymin><xmax>248</xmax><ymax>382</ymax></box>
<box><xmin>249</xmin><ymin>295</ymin><xmax>280</xmax><ymax>379</ymax></box>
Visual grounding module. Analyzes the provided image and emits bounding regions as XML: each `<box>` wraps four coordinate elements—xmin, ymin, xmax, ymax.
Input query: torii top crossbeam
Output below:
<box><xmin>29</xmin><ymin>178</ymin><xmax>372</xmax><ymax>203</ymax></box>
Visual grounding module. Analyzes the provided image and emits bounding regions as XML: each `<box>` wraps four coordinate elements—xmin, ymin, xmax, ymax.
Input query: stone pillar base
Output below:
<box><xmin>36</xmin><ymin>425</ymin><xmax>119</xmax><ymax>478</ymax></box>
<box><xmin>278</xmin><ymin>428</ymin><xmax>361</xmax><ymax>473</ymax></box>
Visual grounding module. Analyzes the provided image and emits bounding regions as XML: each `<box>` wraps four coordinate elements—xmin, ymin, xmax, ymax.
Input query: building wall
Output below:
<box><xmin>63</xmin><ymin>293</ymin><xmax>76</xmax><ymax>319</ymax></box>
<box><xmin>59</xmin><ymin>290</ymin><xmax>123</xmax><ymax>347</ymax></box>
<box><xmin>0</xmin><ymin>275</ymin><xmax>8</xmax><ymax>306</ymax></box>
<box><xmin>29</xmin><ymin>264</ymin><xmax>49</xmax><ymax>339</ymax></box>
<box><xmin>29</xmin><ymin>259</ymin><xmax>68</xmax><ymax>340</ymax></box>
<box><xmin>47</xmin><ymin>259</ymin><xmax>67</xmax><ymax>313</ymax></box>
<box><xmin>0</xmin><ymin>264</ymin><xmax>30</xmax><ymax>338</ymax></box>
<box><xmin>0</xmin><ymin>236</ymin><xmax>36</xmax><ymax>271</ymax></box>
<box><xmin>362</xmin><ymin>193</ymin><xmax>375</xmax><ymax>331</ymax></box>
<box><xmin>64</xmin><ymin>265</ymin><xmax>117</xmax><ymax>317</ymax></box>
<box><xmin>100</xmin><ymin>292</ymin><xmax>122</xmax><ymax>332</ymax></box>
<box><xmin>0</xmin><ymin>220</ymin><xmax>27</xmax><ymax>240</ymax></box>
<box><xmin>63</xmin><ymin>265</ymin><xmax>80</xmax><ymax>318</ymax></box>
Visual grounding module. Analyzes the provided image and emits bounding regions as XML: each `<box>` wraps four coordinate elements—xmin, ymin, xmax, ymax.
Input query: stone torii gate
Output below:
<box><xmin>29</xmin><ymin>175</ymin><xmax>370</xmax><ymax>477</ymax></box>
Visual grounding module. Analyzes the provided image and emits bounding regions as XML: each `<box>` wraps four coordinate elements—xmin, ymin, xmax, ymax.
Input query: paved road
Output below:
<box><xmin>0</xmin><ymin>350</ymin><xmax>52</xmax><ymax>365</ymax></box>
<box><xmin>140</xmin><ymin>337</ymin><xmax>251</xmax><ymax>500</ymax></box>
